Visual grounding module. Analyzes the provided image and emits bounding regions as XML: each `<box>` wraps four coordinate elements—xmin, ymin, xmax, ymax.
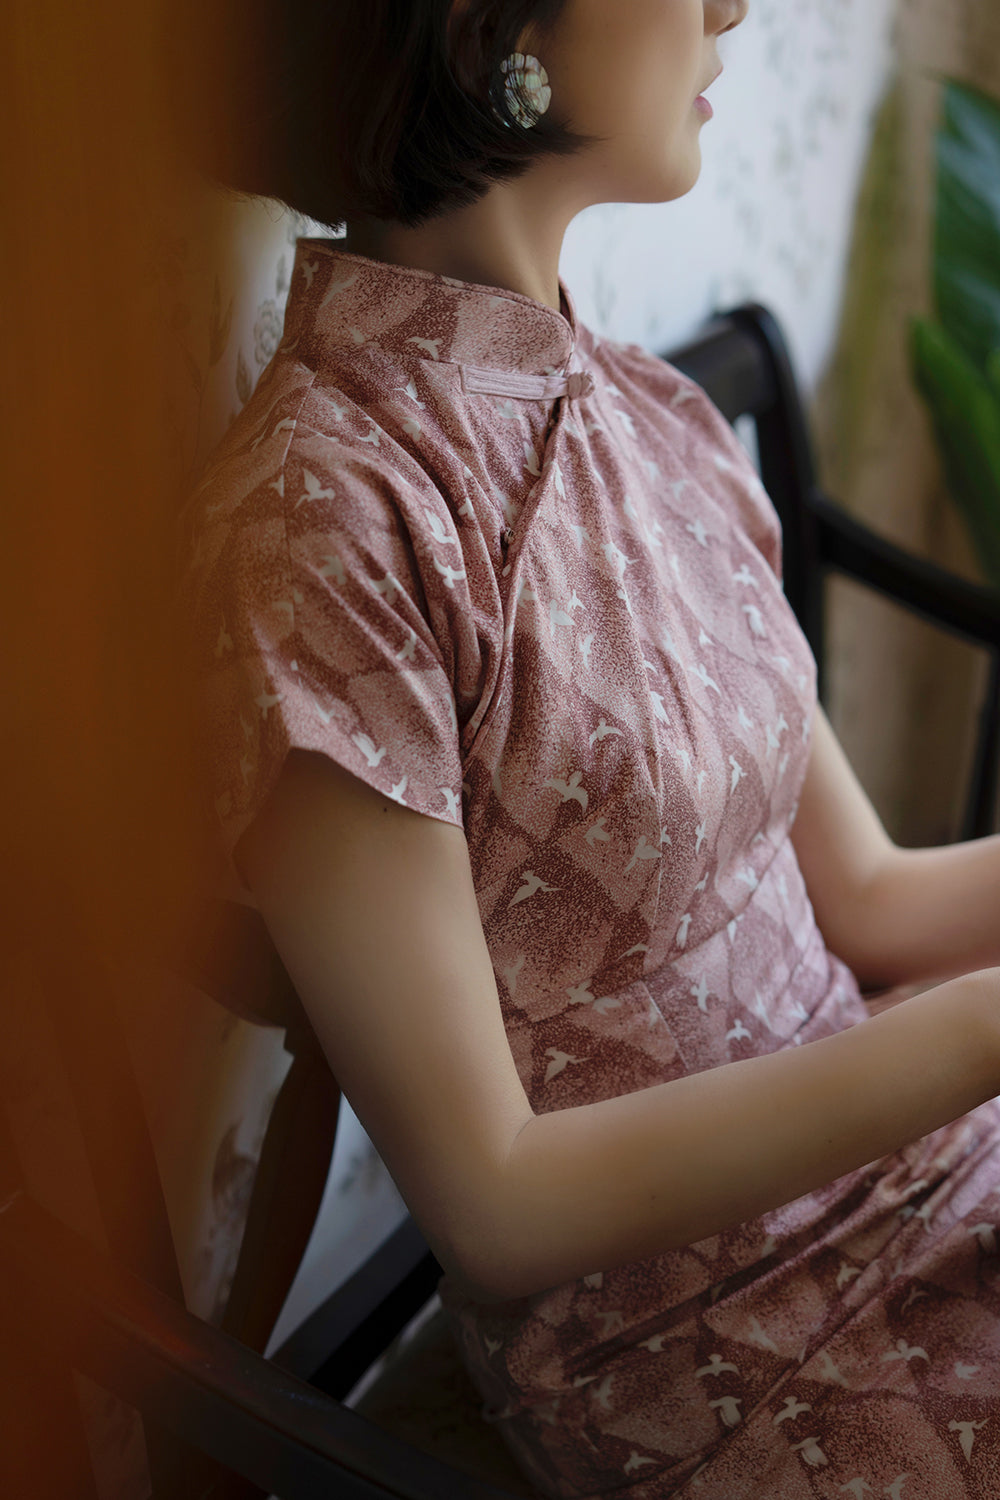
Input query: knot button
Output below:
<box><xmin>564</xmin><ymin>370</ymin><xmax>595</xmax><ymax>399</ymax></box>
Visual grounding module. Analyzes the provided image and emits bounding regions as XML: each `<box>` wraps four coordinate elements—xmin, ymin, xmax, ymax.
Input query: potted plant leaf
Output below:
<box><xmin>908</xmin><ymin>76</ymin><xmax>1000</xmax><ymax>591</ymax></box>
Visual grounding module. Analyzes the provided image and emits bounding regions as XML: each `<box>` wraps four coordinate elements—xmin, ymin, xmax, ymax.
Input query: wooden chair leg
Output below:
<box><xmin>221</xmin><ymin>1036</ymin><xmax>341</xmax><ymax>1355</ymax></box>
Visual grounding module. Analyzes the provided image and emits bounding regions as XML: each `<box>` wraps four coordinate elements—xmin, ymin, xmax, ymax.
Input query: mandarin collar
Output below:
<box><xmin>281</xmin><ymin>238</ymin><xmax>587</xmax><ymax>393</ymax></box>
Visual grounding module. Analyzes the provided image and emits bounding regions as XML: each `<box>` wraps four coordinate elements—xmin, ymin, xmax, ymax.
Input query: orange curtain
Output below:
<box><xmin>1</xmin><ymin>0</ymin><xmax>211</xmax><ymax>973</ymax></box>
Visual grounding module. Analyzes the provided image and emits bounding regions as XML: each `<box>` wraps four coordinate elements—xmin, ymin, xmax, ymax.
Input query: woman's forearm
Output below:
<box><xmin>857</xmin><ymin>835</ymin><xmax>1000</xmax><ymax>989</ymax></box>
<box><xmin>479</xmin><ymin>967</ymin><xmax>1000</xmax><ymax>1302</ymax></box>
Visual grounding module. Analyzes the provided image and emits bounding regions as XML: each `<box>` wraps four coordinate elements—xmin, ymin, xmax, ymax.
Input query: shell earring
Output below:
<box><xmin>499</xmin><ymin>52</ymin><xmax>552</xmax><ymax>129</ymax></box>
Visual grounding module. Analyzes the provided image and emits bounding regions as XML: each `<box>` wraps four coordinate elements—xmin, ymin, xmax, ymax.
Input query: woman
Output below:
<box><xmin>174</xmin><ymin>1</ymin><xmax>1000</xmax><ymax>1494</ymax></box>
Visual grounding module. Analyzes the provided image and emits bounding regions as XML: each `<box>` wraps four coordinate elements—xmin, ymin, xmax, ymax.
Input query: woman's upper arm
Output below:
<box><xmin>233</xmin><ymin>747</ymin><xmax>534</xmax><ymax>1303</ymax></box>
<box><xmin>788</xmin><ymin>702</ymin><xmax>898</xmax><ymax>981</ymax></box>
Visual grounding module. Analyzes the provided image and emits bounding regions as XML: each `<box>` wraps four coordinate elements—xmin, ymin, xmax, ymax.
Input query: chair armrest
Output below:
<box><xmin>811</xmin><ymin>486</ymin><xmax>1000</xmax><ymax>648</ymax></box>
<box><xmin>0</xmin><ymin>1190</ymin><xmax>522</xmax><ymax>1500</ymax></box>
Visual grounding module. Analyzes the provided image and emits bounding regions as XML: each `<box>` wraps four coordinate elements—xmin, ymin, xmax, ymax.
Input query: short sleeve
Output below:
<box><xmin>180</xmin><ymin>433</ymin><xmax>467</xmax><ymax>884</ymax></box>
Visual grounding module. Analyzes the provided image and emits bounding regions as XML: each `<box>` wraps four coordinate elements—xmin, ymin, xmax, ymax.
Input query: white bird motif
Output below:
<box><xmin>773</xmin><ymin>1396</ymin><xmax>812</xmax><ymax>1425</ymax></box>
<box><xmin>737</xmin><ymin>703</ymin><xmax>754</xmax><ymax>730</ymax></box>
<box><xmin>817</xmin><ymin>1350</ymin><xmax>849</xmax><ymax>1386</ymax></box>
<box><xmin>579</xmin><ymin>633</ymin><xmax>595</xmax><ymax>669</ymax></box>
<box><xmin>694</xmin><ymin>873</ymin><xmax>709</xmax><ymax>892</ymax></box>
<box><xmin>567</xmin><ymin>589</ymin><xmax>584</xmax><ymax>612</ymax></box>
<box><xmin>676</xmin><ymin>912</ymin><xmax>693</xmax><ymax>947</ymax></box>
<box><xmin>510</xmin><ymin>871</ymin><xmax>560</xmax><ymax>906</ymax></box>
<box><xmin>583</xmin><ymin>1271</ymin><xmax>603</xmax><ymax>1289</ymax></box>
<box><xmin>694</xmin><ymin>1354</ymin><xmax>739</xmax><ymax>1379</ymax></box>
<box><xmin>726</xmin><ymin>1020</ymin><xmax>752</xmax><ymax>1043</ymax></box>
<box><xmin>589</xmin><ymin>720</ymin><xmax>623</xmax><ymax>747</ymax></box>
<box><xmin>883</xmin><ymin>1478</ymin><xmax>913</xmax><ymax>1500</ymax></box>
<box><xmin>423</xmin><ymin>509</ymin><xmax>455</xmax><ymax>545</ymax></box>
<box><xmin>523</xmin><ymin>441</ymin><xmax>541</xmax><ymax>476</ymax></box>
<box><xmin>549</xmin><ymin>599</ymin><xmax>575</xmax><ymax>635</ymax></box>
<box><xmin>585</xmin><ymin>817</ymin><xmax>611</xmax><ymax>846</ymax></box>
<box><xmin>319</xmin><ymin>269</ymin><xmax>359</xmax><ymax>304</ymax></box>
<box><xmin>602</xmin><ymin>539</ymin><xmax>635</xmax><ymax>575</ymax></box>
<box><xmin>881</xmin><ymin>1338</ymin><xmax>929</xmax><ymax>1364</ymax></box>
<box><xmin>729</xmin><ymin>755</ymin><xmax>746</xmax><ymax>793</ymax></box>
<box><xmin>613</xmin><ymin>407</ymin><xmax>637</xmax><ymax>439</ymax></box>
<box><xmin>307</xmin><ymin>693</ymin><xmax>334</xmax><ymax>725</ymax></box>
<box><xmin>402</xmin><ymin>416</ymin><xmax>422</xmax><ymax>439</ymax></box>
<box><xmin>692</xmin><ymin>662</ymin><xmax>722</xmax><ymax>693</ymax></box>
<box><xmin>352</xmin><ymin>733</ymin><xmax>386</xmax><ymax>767</ymax></box>
<box><xmin>300</xmin><ymin>259</ymin><xmax>318</xmax><ymax>289</ymax></box>
<box><xmin>640</xmin><ymin>1332</ymin><xmax>669</xmax><ymax>1352</ymax></box>
<box><xmin>751</xmin><ymin>991</ymin><xmax>771</xmax><ymax>1028</ymax></box>
<box><xmin>836</xmin><ymin>1261</ymin><xmax>862</xmax><ymax>1291</ymax></box>
<box><xmin>483</xmin><ymin>1336</ymin><xmax>501</xmax><ymax>1357</ymax></box>
<box><xmin>406</xmin><ymin>335</ymin><xmax>441</xmax><ymax>359</ymax></box>
<box><xmin>249</xmin><ymin>412</ymin><xmax>297</xmax><ymax>453</ymax></box>
<box><xmin>373</xmin><ymin>573</ymin><xmax>400</xmax><ymax>605</ymax></box>
<box><xmin>295</xmin><ymin>468</ymin><xmax>336</xmax><ymax>509</ymax></box>
<box><xmin>545</xmin><ymin>770</ymin><xmax>588</xmax><ymax>810</ymax></box>
<box><xmin>402</xmin><ymin>377</ymin><xmax>424</xmax><ymax>407</ymax></box>
<box><xmin>839</xmin><ymin>1481</ymin><xmax>874</xmax><ymax>1500</ymax></box>
<box><xmin>543</xmin><ymin>1047</ymin><xmax>585</xmax><ymax>1082</ymax></box>
<box><xmin>591</xmin><ymin>1370</ymin><xmax>617</xmax><ymax>1406</ymax></box>
<box><xmin>570</xmin><ymin>522</ymin><xmax>592</xmax><ymax>551</ymax></box>
<box><xmin>733</xmin><ymin>564</ymin><xmax>760</xmax><ymax>590</ymax></box>
<box><xmin>792</xmin><ymin>1437</ymin><xmax>828</xmax><ymax>1468</ymax></box>
<box><xmin>625</xmin><ymin>836</ymin><xmax>662</xmax><ymax>873</ymax></box>
<box><xmin>743</xmin><ymin>603</ymin><xmax>766</xmax><ymax>637</ymax></box>
<box><xmin>396</xmin><ymin>628</ymin><xmax>417</xmax><ymax>661</ymax></box>
<box><xmin>388</xmin><ymin>776</ymin><xmax>408</xmax><ymax>804</ymax></box>
<box><xmin>949</xmin><ymin>1422</ymin><xmax>988</xmax><ymax>1463</ymax></box>
<box><xmin>433</xmin><ymin>555</ymin><xmax>468</xmax><ymax>589</ymax></box>
<box><xmin>695</xmin><ymin>821</ymin><xmax>708</xmax><ymax>854</ymax></box>
<box><xmin>709</xmin><ymin>1396</ymin><xmax>742</xmax><ymax>1428</ymax></box>
<box><xmin>748</xmin><ymin>1317</ymin><xmax>779</xmax><ymax>1353</ymax></box>
<box><xmin>272</xmin><ymin>587</ymin><xmax>303</xmax><ymax>625</ymax></box>
<box><xmin>214</xmin><ymin>622</ymin><xmax>233</xmax><ymax>657</ymax></box>
<box><xmin>500</xmin><ymin>954</ymin><xmax>527</xmax><ymax>999</ymax></box>
<box><xmin>623</xmin><ymin>1452</ymin><xmax>657</xmax><ymax>1474</ymax></box>
<box><xmin>969</xmin><ymin>1221</ymin><xmax>997</xmax><ymax>1254</ymax></box>
<box><xmin>734</xmin><ymin>866</ymin><xmax>759</xmax><ymax>891</ymax></box>
<box><xmin>954</xmin><ymin>1361</ymin><xmax>980</xmax><ymax>1380</ymax></box>
<box><xmin>357</xmin><ymin>422</ymin><xmax>382</xmax><ymax>446</ymax></box>
<box><xmin>651</xmin><ymin>692</ymin><xmax>670</xmax><ymax>724</ymax></box>
<box><xmin>319</xmin><ymin>554</ymin><xmax>346</xmax><ymax>584</ymax></box>
<box><xmin>690</xmin><ymin>975</ymin><xmax>711</xmax><ymax>1013</ymax></box>
<box><xmin>686</xmin><ymin>518</ymin><xmax>709</xmax><ymax>548</ymax></box>
<box><xmin>439</xmin><ymin>786</ymin><xmax>460</xmax><ymax>818</ymax></box>
<box><xmin>255</xmin><ymin>690</ymin><xmax>283</xmax><ymax>719</ymax></box>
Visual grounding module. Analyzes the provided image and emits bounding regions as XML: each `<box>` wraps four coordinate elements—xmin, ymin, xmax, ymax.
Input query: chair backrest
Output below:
<box><xmin>666</xmin><ymin>301</ymin><xmax>1000</xmax><ymax>839</ymax></box>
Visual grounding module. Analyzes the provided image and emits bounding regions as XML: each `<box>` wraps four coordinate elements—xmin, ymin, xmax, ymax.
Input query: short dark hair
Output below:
<box><xmin>161</xmin><ymin>0</ymin><xmax>606</xmax><ymax>231</ymax></box>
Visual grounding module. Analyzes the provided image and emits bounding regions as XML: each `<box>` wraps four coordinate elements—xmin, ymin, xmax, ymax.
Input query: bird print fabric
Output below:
<box><xmin>176</xmin><ymin>240</ymin><xmax>1000</xmax><ymax>1499</ymax></box>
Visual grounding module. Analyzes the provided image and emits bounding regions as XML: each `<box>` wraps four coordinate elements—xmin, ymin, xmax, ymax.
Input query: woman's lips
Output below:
<box><xmin>694</xmin><ymin>95</ymin><xmax>714</xmax><ymax>117</ymax></box>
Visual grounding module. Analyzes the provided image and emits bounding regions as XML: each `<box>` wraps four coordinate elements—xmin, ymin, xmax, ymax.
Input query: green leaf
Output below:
<box><xmin>909</xmin><ymin>314</ymin><xmax>1000</xmax><ymax>589</ymax></box>
<box><xmin>933</xmin><ymin>78</ymin><xmax>1000</xmax><ymax>377</ymax></box>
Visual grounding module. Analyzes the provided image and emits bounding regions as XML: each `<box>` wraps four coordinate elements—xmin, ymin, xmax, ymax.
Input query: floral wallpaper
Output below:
<box><xmin>39</xmin><ymin>0</ymin><xmax>997</xmax><ymax>1493</ymax></box>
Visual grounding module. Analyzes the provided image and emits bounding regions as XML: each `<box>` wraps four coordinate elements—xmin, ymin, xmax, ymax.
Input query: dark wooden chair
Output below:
<box><xmin>1</xmin><ymin>300</ymin><xmax>998</xmax><ymax>1500</ymax></box>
